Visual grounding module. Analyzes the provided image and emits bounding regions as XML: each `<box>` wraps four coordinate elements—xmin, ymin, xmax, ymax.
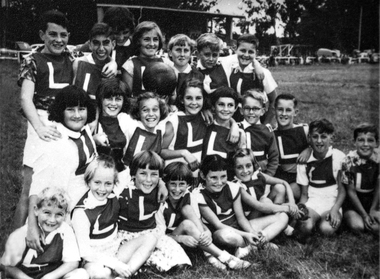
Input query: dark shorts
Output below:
<box><xmin>343</xmin><ymin>192</ymin><xmax>374</xmax><ymax>213</ymax></box>
<box><xmin>274</xmin><ymin>168</ymin><xmax>297</xmax><ymax>184</ymax></box>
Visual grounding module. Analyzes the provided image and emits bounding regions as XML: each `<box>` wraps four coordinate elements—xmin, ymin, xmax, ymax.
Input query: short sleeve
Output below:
<box><xmin>297</xmin><ymin>164</ymin><xmax>309</xmax><ymax>186</ymax></box>
<box><xmin>61</xmin><ymin>222</ymin><xmax>81</xmax><ymax>262</ymax></box>
<box><xmin>18</xmin><ymin>53</ymin><xmax>37</xmax><ymax>86</ymax></box>
<box><xmin>228</xmin><ymin>182</ymin><xmax>241</xmax><ymax>201</ymax></box>
<box><xmin>189</xmin><ymin>192</ymin><xmax>201</xmax><ymax>218</ymax></box>
<box><xmin>192</xmin><ymin>187</ymin><xmax>207</xmax><ymax>206</ymax></box>
<box><xmin>122</xmin><ymin>57</ymin><xmax>135</xmax><ymax>76</ymax></box>
<box><xmin>262</xmin><ymin>68</ymin><xmax>278</xmax><ymax>94</ymax></box>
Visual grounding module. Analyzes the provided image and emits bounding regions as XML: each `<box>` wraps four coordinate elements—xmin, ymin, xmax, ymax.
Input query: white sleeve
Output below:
<box><xmin>155</xmin><ymin>203</ymin><xmax>167</xmax><ymax>235</ymax></box>
<box><xmin>262</xmin><ymin>68</ymin><xmax>278</xmax><ymax>94</ymax></box>
<box><xmin>71</xmin><ymin>209</ymin><xmax>92</xmax><ymax>260</ymax></box>
<box><xmin>189</xmin><ymin>192</ymin><xmax>201</xmax><ymax>219</ymax></box>
<box><xmin>61</xmin><ymin>223</ymin><xmax>81</xmax><ymax>262</ymax></box>
<box><xmin>122</xmin><ymin>57</ymin><xmax>134</xmax><ymax>76</ymax></box>
<box><xmin>296</xmin><ymin>164</ymin><xmax>309</xmax><ymax>186</ymax></box>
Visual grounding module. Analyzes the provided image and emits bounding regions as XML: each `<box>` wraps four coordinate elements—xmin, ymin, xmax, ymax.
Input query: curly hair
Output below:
<box><xmin>129</xmin><ymin>91</ymin><xmax>168</xmax><ymax>121</ymax></box>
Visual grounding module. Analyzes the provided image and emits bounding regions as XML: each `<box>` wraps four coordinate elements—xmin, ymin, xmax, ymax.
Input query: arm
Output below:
<box><xmin>201</xmin><ymin>109</ymin><xmax>214</xmax><ymax>126</ymax></box>
<box><xmin>40</xmin><ymin>262</ymin><xmax>78</xmax><ymax>279</ymax></box>
<box><xmin>241</xmin><ymin>188</ymin><xmax>288</xmax><ymax>214</ymax></box>
<box><xmin>2</xmin><ymin>266</ymin><xmax>32</xmax><ymax>279</ymax></box>
<box><xmin>262</xmin><ymin>174</ymin><xmax>296</xmax><ymax>205</ymax></box>
<box><xmin>26</xmin><ymin>195</ymin><xmax>44</xmax><ymax>252</ymax></box>
<box><xmin>262</xmin><ymin>89</ymin><xmax>277</xmax><ymax>127</ymax></box>
<box><xmin>299</xmin><ymin>185</ymin><xmax>309</xmax><ymax>205</ymax></box>
<box><xmin>121</xmin><ymin>69</ymin><xmax>133</xmax><ymax>95</ymax></box>
<box><xmin>157</xmin><ymin>179</ymin><xmax>168</xmax><ymax>203</ymax></box>
<box><xmin>297</xmin><ymin>147</ymin><xmax>312</xmax><ymax>164</ymax></box>
<box><xmin>264</xmin><ymin>135</ymin><xmax>279</xmax><ymax>176</ymax></box>
<box><xmin>227</xmin><ymin>118</ymin><xmax>239</xmax><ymax>144</ymax></box>
<box><xmin>253</xmin><ymin>59</ymin><xmax>265</xmax><ymax>80</ymax></box>
<box><xmin>102</xmin><ymin>58</ymin><xmax>117</xmax><ymax>78</ymax></box>
<box><xmin>326</xmin><ymin>171</ymin><xmax>346</xmax><ymax>227</ymax></box>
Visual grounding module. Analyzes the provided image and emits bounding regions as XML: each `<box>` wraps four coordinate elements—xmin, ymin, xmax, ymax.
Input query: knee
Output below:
<box><xmin>213</xmin><ymin>229</ymin><xmax>239</xmax><ymax>245</ymax></box>
<box><xmin>64</xmin><ymin>268</ymin><xmax>89</xmax><ymax>279</ymax></box>
<box><xmin>319</xmin><ymin>220</ymin><xmax>339</xmax><ymax>236</ymax></box>
<box><xmin>277</xmin><ymin>212</ymin><xmax>289</xmax><ymax>224</ymax></box>
<box><xmin>86</xmin><ymin>265</ymin><xmax>112</xmax><ymax>279</ymax></box>
<box><xmin>272</xmin><ymin>184</ymin><xmax>286</xmax><ymax>196</ymax></box>
<box><xmin>181</xmin><ymin>219</ymin><xmax>197</xmax><ymax>233</ymax></box>
<box><xmin>297</xmin><ymin>219</ymin><xmax>314</xmax><ymax>235</ymax></box>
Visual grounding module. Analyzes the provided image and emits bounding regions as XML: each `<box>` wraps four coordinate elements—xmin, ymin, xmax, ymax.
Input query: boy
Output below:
<box><xmin>1</xmin><ymin>187</ymin><xmax>86</xmax><ymax>279</ymax></box>
<box><xmin>273</xmin><ymin>94</ymin><xmax>309</xmax><ymax>201</ymax></box>
<box><xmin>296</xmin><ymin>119</ymin><xmax>346</xmax><ymax>237</ymax></box>
<box><xmin>73</xmin><ymin>23</ymin><xmax>116</xmax><ymax>99</ymax></box>
<box><xmin>341</xmin><ymin>123</ymin><xmax>379</xmax><ymax>234</ymax></box>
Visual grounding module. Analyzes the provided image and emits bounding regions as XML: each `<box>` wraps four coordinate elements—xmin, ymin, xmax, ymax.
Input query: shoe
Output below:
<box><xmin>263</xmin><ymin>242</ymin><xmax>279</xmax><ymax>250</ymax></box>
<box><xmin>225</xmin><ymin>255</ymin><xmax>251</xmax><ymax>269</ymax></box>
<box><xmin>284</xmin><ymin>225</ymin><xmax>294</xmax><ymax>236</ymax></box>
<box><xmin>234</xmin><ymin>244</ymin><xmax>257</xmax><ymax>258</ymax></box>
<box><xmin>205</xmin><ymin>252</ymin><xmax>227</xmax><ymax>270</ymax></box>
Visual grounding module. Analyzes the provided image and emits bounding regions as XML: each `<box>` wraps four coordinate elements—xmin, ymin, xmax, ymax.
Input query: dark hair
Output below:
<box><xmin>210</xmin><ymin>86</ymin><xmax>240</xmax><ymax>108</ymax></box>
<box><xmin>233</xmin><ymin>148</ymin><xmax>260</xmax><ymax>171</ymax></box>
<box><xmin>196</xmin><ymin>33</ymin><xmax>221</xmax><ymax>52</ymax></box>
<box><xmin>168</xmin><ymin>34</ymin><xmax>196</xmax><ymax>52</ymax></box>
<box><xmin>96</xmin><ymin>78</ymin><xmax>129</xmax><ymax>115</ymax></box>
<box><xmin>130</xmin><ymin>91</ymin><xmax>168</xmax><ymax>121</ymax></box>
<box><xmin>236</xmin><ymin>34</ymin><xmax>259</xmax><ymax>49</ymax></box>
<box><xmin>163</xmin><ymin>162</ymin><xmax>193</xmax><ymax>186</ymax></box>
<box><xmin>274</xmin><ymin>93</ymin><xmax>298</xmax><ymax>108</ymax></box>
<box><xmin>48</xmin><ymin>85</ymin><xmax>96</xmax><ymax>124</ymax></box>
<box><xmin>84</xmin><ymin>154</ymin><xmax>118</xmax><ymax>185</ymax></box>
<box><xmin>353</xmin><ymin>123</ymin><xmax>379</xmax><ymax>141</ymax></box>
<box><xmin>89</xmin><ymin>23</ymin><xmax>113</xmax><ymax>41</ymax></box>
<box><xmin>309</xmin><ymin>119</ymin><xmax>334</xmax><ymax>135</ymax></box>
<box><xmin>142</xmin><ymin>63</ymin><xmax>177</xmax><ymax>98</ymax></box>
<box><xmin>132</xmin><ymin>21</ymin><xmax>163</xmax><ymax>55</ymax></box>
<box><xmin>177</xmin><ymin>78</ymin><xmax>208</xmax><ymax>112</ymax></box>
<box><xmin>200</xmin><ymin>154</ymin><xmax>228</xmax><ymax>177</ymax></box>
<box><xmin>130</xmin><ymin>150</ymin><xmax>164</xmax><ymax>176</ymax></box>
<box><xmin>103</xmin><ymin>7</ymin><xmax>135</xmax><ymax>33</ymax></box>
<box><xmin>39</xmin><ymin>10</ymin><xmax>69</xmax><ymax>32</ymax></box>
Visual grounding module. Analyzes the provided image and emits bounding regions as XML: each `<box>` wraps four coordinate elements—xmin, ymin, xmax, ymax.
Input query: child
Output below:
<box><xmin>71</xmin><ymin>155</ymin><xmax>132</xmax><ymax>279</ymax></box>
<box><xmin>117</xmin><ymin>151</ymin><xmax>191</xmax><ymax>272</ymax></box>
<box><xmin>1</xmin><ymin>187</ymin><xmax>87</xmax><ymax>279</ymax></box>
<box><xmin>26</xmin><ymin>85</ymin><xmax>97</xmax><ymax>253</ymax></box>
<box><xmin>296</xmin><ymin>119</ymin><xmax>346</xmax><ymax>237</ymax></box>
<box><xmin>341</xmin><ymin>123</ymin><xmax>379</xmax><ymax>234</ymax></box>
<box><xmin>273</xmin><ymin>94</ymin><xmax>309</xmax><ymax>201</ymax></box>
<box><xmin>121</xmin><ymin>21</ymin><xmax>171</xmax><ymax>96</ymax></box>
<box><xmin>73</xmin><ymin>23</ymin><xmax>116</xmax><ymax>99</ymax></box>
<box><xmin>239</xmin><ymin>90</ymin><xmax>279</xmax><ymax>177</ymax></box>
<box><xmin>157</xmin><ymin>162</ymin><xmax>251</xmax><ymax>270</ymax></box>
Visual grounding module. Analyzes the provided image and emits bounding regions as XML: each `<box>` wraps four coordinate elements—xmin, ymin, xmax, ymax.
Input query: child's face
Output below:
<box><xmin>240</xmin><ymin>96</ymin><xmax>264</xmax><ymax>125</ymax></box>
<box><xmin>214</xmin><ymin>97</ymin><xmax>236</xmax><ymax>123</ymax></box>
<box><xmin>113</xmin><ymin>28</ymin><xmax>132</xmax><ymax>46</ymax></box>
<box><xmin>90</xmin><ymin>35</ymin><xmax>115</xmax><ymax>61</ymax></box>
<box><xmin>63</xmin><ymin>106</ymin><xmax>87</xmax><ymax>132</ymax></box>
<box><xmin>275</xmin><ymin>99</ymin><xmax>298</xmax><ymax>130</ymax></box>
<box><xmin>102</xmin><ymin>95</ymin><xmax>124</xmax><ymax>117</ymax></box>
<box><xmin>34</xmin><ymin>202</ymin><xmax>66</xmax><ymax>235</ymax></box>
<box><xmin>355</xmin><ymin>132</ymin><xmax>378</xmax><ymax>159</ymax></box>
<box><xmin>202</xmin><ymin>170</ymin><xmax>227</xmax><ymax>193</ymax></box>
<box><xmin>169</xmin><ymin>43</ymin><xmax>192</xmax><ymax>69</ymax></box>
<box><xmin>139</xmin><ymin>29</ymin><xmax>160</xmax><ymax>58</ymax></box>
<box><xmin>39</xmin><ymin>23</ymin><xmax>69</xmax><ymax>55</ymax></box>
<box><xmin>88</xmin><ymin>166</ymin><xmax>115</xmax><ymax>201</ymax></box>
<box><xmin>309</xmin><ymin>129</ymin><xmax>333</xmax><ymax>158</ymax></box>
<box><xmin>167</xmin><ymin>180</ymin><xmax>188</xmax><ymax>200</ymax></box>
<box><xmin>139</xmin><ymin>98</ymin><xmax>160</xmax><ymax>132</ymax></box>
<box><xmin>134</xmin><ymin>166</ymin><xmax>160</xmax><ymax>194</ymax></box>
<box><xmin>198</xmin><ymin>47</ymin><xmax>219</xmax><ymax>69</ymax></box>
<box><xmin>234</xmin><ymin>156</ymin><xmax>254</xmax><ymax>182</ymax></box>
<box><xmin>236</xmin><ymin>42</ymin><xmax>256</xmax><ymax>69</ymax></box>
<box><xmin>183</xmin><ymin>87</ymin><xmax>203</xmax><ymax>115</ymax></box>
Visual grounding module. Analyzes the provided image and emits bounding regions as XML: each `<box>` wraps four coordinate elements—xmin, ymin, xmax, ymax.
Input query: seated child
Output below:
<box><xmin>1</xmin><ymin>187</ymin><xmax>87</xmax><ymax>279</ymax></box>
<box><xmin>341</xmin><ymin>123</ymin><xmax>379</xmax><ymax>235</ymax></box>
<box><xmin>296</xmin><ymin>119</ymin><xmax>346</xmax><ymax>237</ymax></box>
<box><xmin>157</xmin><ymin>162</ymin><xmax>251</xmax><ymax>270</ymax></box>
<box><xmin>273</xmin><ymin>94</ymin><xmax>309</xmax><ymax>201</ymax></box>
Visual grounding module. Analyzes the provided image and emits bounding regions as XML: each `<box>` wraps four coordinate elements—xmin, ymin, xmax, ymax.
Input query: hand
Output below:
<box><xmin>238</xmin><ymin>131</ymin><xmax>247</xmax><ymax>149</ymax></box>
<box><xmin>227</xmin><ymin>123</ymin><xmax>240</xmax><ymax>144</ymax></box>
<box><xmin>202</xmin><ymin>109</ymin><xmax>214</xmax><ymax>126</ymax></box>
<box><xmin>243</xmin><ymin>232</ymin><xmax>260</xmax><ymax>246</ymax></box>
<box><xmin>363</xmin><ymin>215</ymin><xmax>374</xmax><ymax>232</ymax></box>
<box><xmin>257</xmin><ymin>231</ymin><xmax>267</xmax><ymax>245</ymax></box>
<box><xmin>36</xmin><ymin>125</ymin><xmax>61</xmax><ymax>141</ymax></box>
<box><xmin>370</xmin><ymin>209</ymin><xmax>380</xmax><ymax>224</ymax></box>
<box><xmin>26</xmin><ymin>224</ymin><xmax>44</xmax><ymax>253</ymax></box>
<box><xmin>297</xmin><ymin>147</ymin><xmax>312</xmax><ymax>164</ymax></box>
<box><xmin>198</xmin><ymin>230</ymin><xmax>212</xmax><ymax>247</ymax></box>
<box><xmin>101</xmin><ymin>61</ymin><xmax>118</xmax><ymax>78</ymax></box>
<box><xmin>183</xmin><ymin>151</ymin><xmax>200</xmax><ymax>171</ymax></box>
<box><xmin>325</xmin><ymin>209</ymin><xmax>341</xmax><ymax>229</ymax></box>
<box><xmin>286</xmin><ymin>204</ymin><xmax>300</xmax><ymax>218</ymax></box>
<box><xmin>114</xmin><ymin>261</ymin><xmax>132</xmax><ymax>278</ymax></box>
<box><xmin>254</xmin><ymin>65</ymin><xmax>265</xmax><ymax>80</ymax></box>
<box><xmin>93</xmin><ymin>133</ymin><xmax>109</xmax><ymax>146</ymax></box>
<box><xmin>177</xmin><ymin>235</ymin><xmax>199</xmax><ymax>248</ymax></box>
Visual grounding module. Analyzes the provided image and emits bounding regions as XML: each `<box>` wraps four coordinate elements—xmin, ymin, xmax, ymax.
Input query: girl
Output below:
<box><xmin>71</xmin><ymin>155</ymin><xmax>132</xmax><ymax>279</ymax></box>
<box><xmin>233</xmin><ymin>149</ymin><xmax>301</xmax><ymax>238</ymax></box>
<box><xmin>121</xmin><ymin>21</ymin><xmax>171</xmax><ymax>96</ymax></box>
<box><xmin>157</xmin><ymin>162</ymin><xmax>251</xmax><ymax>270</ymax></box>
<box><xmin>117</xmin><ymin>151</ymin><xmax>191</xmax><ymax>273</ymax></box>
<box><xmin>26</xmin><ymin>85</ymin><xmax>97</xmax><ymax>253</ymax></box>
<box><xmin>193</xmin><ymin>154</ymin><xmax>262</xmax><ymax>259</ymax></box>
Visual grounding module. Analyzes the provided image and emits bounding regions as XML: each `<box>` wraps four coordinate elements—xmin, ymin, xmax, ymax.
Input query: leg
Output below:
<box><xmin>268</xmin><ymin>183</ymin><xmax>286</xmax><ymax>204</ymax></box>
<box><xmin>344</xmin><ymin>210</ymin><xmax>365</xmax><ymax>234</ymax></box>
<box><xmin>63</xmin><ymin>268</ymin><xmax>89</xmax><ymax>279</ymax></box>
<box><xmin>290</xmin><ymin>182</ymin><xmax>301</xmax><ymax>202</ymax></box>
<box><xmin>249</xmin><ymin>212</ymin><xmax>289</xmax><ymax>241</ymax></box>
<box><xmin>319</xmin><ymin>211</ymin><xmax>342</xmax><ymax>236</ymax></box>
<box><xmin>213</xmin><ymin>228</ymin><xmax>246</xmax><ymax>248</ymax></box>
<box><xmin>84</xmin><ymin>263</ymin><xmax>113</xmax><ymax>279</ymax></box>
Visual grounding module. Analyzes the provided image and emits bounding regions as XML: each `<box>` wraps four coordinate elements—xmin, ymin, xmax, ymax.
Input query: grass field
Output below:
<box><xmin>0</xmin><ymin>60</ymin><xmax>379</xmax><ymax>278</ymax></box>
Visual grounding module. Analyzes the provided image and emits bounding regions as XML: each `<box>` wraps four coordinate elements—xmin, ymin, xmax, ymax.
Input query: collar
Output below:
<box><xmin>309</xmin><ymin>146</ymin><xmax>333</xmax><ymax>162</ymax></box>
<box><xmin>57</xmin><ymin>123</ymin><xmax>87</xmax><ymax>139</ymax></box>
<box><xmin>240</xmin><ymin>119</ymin><xmax>261</xmax><ymax>129</ymax></box>
<box><xmin>82</xmin><ymin>191</ymin><xmax>111</xmax><ymax>209</ymax></box>
<box><xmin>197</xmin><ymin>60</ymin><xmax>221</xmax><ymax>70</ymax></box>
<box><xmin>174</xmin><ymin>63</ymin><xmax>192</xmax><ymax>75</ymax></box>
<box><xmin>232</xmin><ymin>62</ymin><xmax>255</xmax><ymax>74</ymax></box>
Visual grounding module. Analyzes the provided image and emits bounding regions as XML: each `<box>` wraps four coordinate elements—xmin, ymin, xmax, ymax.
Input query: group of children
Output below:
<box><xmin>0</xmin><ymin>6</ymin><xmax>379</xmax><ymax>279</ymax></box>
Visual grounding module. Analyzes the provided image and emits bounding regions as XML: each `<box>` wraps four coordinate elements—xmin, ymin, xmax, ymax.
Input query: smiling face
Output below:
<box><xmin>236</xmin><ymin>42</ymin><xmax>256</xmax><ymax>70</ymax></box>
<box><xmin>202</xmin><ymin>170</ymin><xmax>228</xmax><ymax>193</ymax></box>
<box><xmin>241</xmin><ymin>96</ymin><xmax>264</xmax><ymax>125</ymax></box>
<box><xmin>134</xmin><ymin>166</ymin><xmax>160</xmax><ymax>194</ymax></box>
<box><xmin>198</xmin><ymin>47</ymin><xmax>219</xmax><ymax>69</ymax></box>
<box><xmin>355</xmin><ymin>132</ymin><xmax>378</xmax><ymax>159</ymax></box>
<box><xmin>169</xmin><ymin>43</ymin><xmax>192</xmax><ymax>71</ymax></box>
<box><xmin>113</xmin><ymin>28</ymin><xmax>131</xmax><ymax>46</ymax></box>
<box><xmin>102</xmin><ymin>95</ymin><xmax>123</xmax><ymax>117</ymax></box>
<box><xmin>40</xmin><ymin>23</ymin><xmax>69</xmax><ymax>55</ymax></box>
<box><xmin>87</xmin><ymin>166</ymin><xmax>115</xmax><ymax>201</ymax></box>
<box><xmin>214</xmin><ymin>97</ymin><xmax>236</xmax><ymax>125</ymax></box>
<box><xmin>90</xmin><ymin>34</ymin><xmax>115</xmax><ymax>62</ymax></box>
<box><xmin>183</xmin><ymin>87</ymin><xmax>204</xmax><ymax>115</ymax></box>
<box><xmin>234</xmin><ymin>156</ymin><xmax>254</xmax><ymax>182</ymax></box>
<box><xmin>309</xmin><ymin>130</ymin><xmax>333</xmax><ymax>159</ymax></box>
<box><xmin>275</xmin><ymin>99</ymin><xmax>298</xmax><ymax>130</ymax></box>
<box><xmin>167</xmin><ymin>180</ymin><xmax>188</xmax><ymax>201</ymax></box>
<box><xmin>34</xmin><ymin>202</ymin><xmax>66</xmax><ymax>235</ymax></box>
<box><xmin>139</xmin><ymin>29</ymin><xmax>160</xmax><ymax>58</ymax></box>
<box><xmin>63</xmin><ymin>106</ymin><xmax>87</xmax><ymax>132</ymax></box>
<box><xmin>139</xmin><ymin>98</ymin><xmax>160</xmax><ymax>132</ymax></box>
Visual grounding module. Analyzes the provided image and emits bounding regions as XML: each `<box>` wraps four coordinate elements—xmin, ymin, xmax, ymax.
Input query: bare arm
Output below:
<box><xmin>262</xmin><ymin>173</ymin><xmax>296</xmax><ymax>204</ymax></box>
<box><xmin>299</xmin><ymin>184</ymin><xmax>309</xmax><ymax>205</ymax></box>
<box><xmin>2</xmin><ymin>265</ymin><xmax>32</xmax><ymax>279</ymax></box>
<box><xmin>241</xmin><ymin>188</ymin><xmax>288</xmax><ymax>214</ymax></box>
<box><xmin>26</xmin><ymin>195</ymin><xmax>44</xmax><ymax>253</ymax></box>
<box><xmin>262</xmin><ymin>89</ymin><xmax>277</xmax><ymax>127</ymax></box>
<box><xmin>121</xmin><ymin>69</ymin><xmax>133</xmax><ymax>95</ymax></box>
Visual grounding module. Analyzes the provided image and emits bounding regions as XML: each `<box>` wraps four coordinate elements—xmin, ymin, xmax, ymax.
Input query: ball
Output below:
<box><xmin>142</xmin><ymin>62</ymin><xmax>177</xmax><ymax>98</ymax></box>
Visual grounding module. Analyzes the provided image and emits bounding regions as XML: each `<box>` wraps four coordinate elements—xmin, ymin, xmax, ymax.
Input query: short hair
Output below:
<box><xmin>309</xmin><ymin>119</ymin><xmax>334</xmax><ymax>135</ymax></box>
<box><xmin>168</xmin><ymin>34</ymin><xmax>196</xmax><ymax>52</ymax></box>
<box><xmin>163</xmin><ymin>162</ymin><xmax>193</xmax><ymax>186</ymax></box>
<box><xmin>129</xmin><ymin>150</ymin><xmax>164</xmax><ymax>176</ymax></box>
<box><xmin>242</xmin><ymin>89</ymin><xmax>265</xmax><ymax>107</ymax></box>
<box><xmin>236</xmin><ymin>34</ymin><xmax>259</xmax><ymax>49</ymax></box>
<box><xmin>353</xmin><ymin>123</ymin><xmax>379</xmax><ymax>141</ymax></box>
<box><xmin>200</xmin><ymin>154</ymin><xmax>228</xmax><ymax>176</ymax></box>
<box><xmin>96</xmin><ymin>78</ymin><xmax>129</xmax><ymax>114</ymax></box>
<box><xmin>36</xmin><ymin>187</ymin><xmax>70</xmax><ymax>214</ymax></box>
<box><xmin>274</xmin><ymin>93</ymin><xmax>298</xmax><ymax>108</ymax></box>
<box><xmin>89</xmin><ymin>23</ymin><xmax>113</xmax><ymax>41</ymax></box>
<box><xmin>129</xmin><ymin>91</ymin><xmax>168</xmax><ymax>121</ymax></box>
<box><xmin>177</xmin><ymin>78</ymin><xmax>208</xmax><ymax>112</ymax></box>
<box><xmin>132</xmin><ymin>21</ymin><xmax>163</xmax><ymax>55</ymax></box>
<box><xmin>84</xmin><ymin>154</ymin><xmax>118</xmax><ymax>185</ymax></box>
<box><xmin>39</xmin><ymin>10</ymin><xmax>69</xmax><ymax>32</ymax></box>
<box><xmin>142</xmin><ymin>63</ymin><xmax>177</xmax><ymax>98</ymax></box>
<box><xmin>210</xmin><ymin>86</ymin><xmax>240</xmax><ymax>108</ymax></box>
<box><xmin>103</xmin><ymin>7</ymin><xmax>135</xmax><ymax>33</ymax></box>
<box><xmin>232</xmin><ymin>148</ymin><xmax>260</xmax><ymax>171</ymax></box>
<box><xmin>48</xmin><ymin>85</ymin><xmax>97</xmax><ymax>124</ymax></box>
<box><xmin>196</xmin><ymin>33</ymin><xmax>221</xmax><ymax>52</ymax></box>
